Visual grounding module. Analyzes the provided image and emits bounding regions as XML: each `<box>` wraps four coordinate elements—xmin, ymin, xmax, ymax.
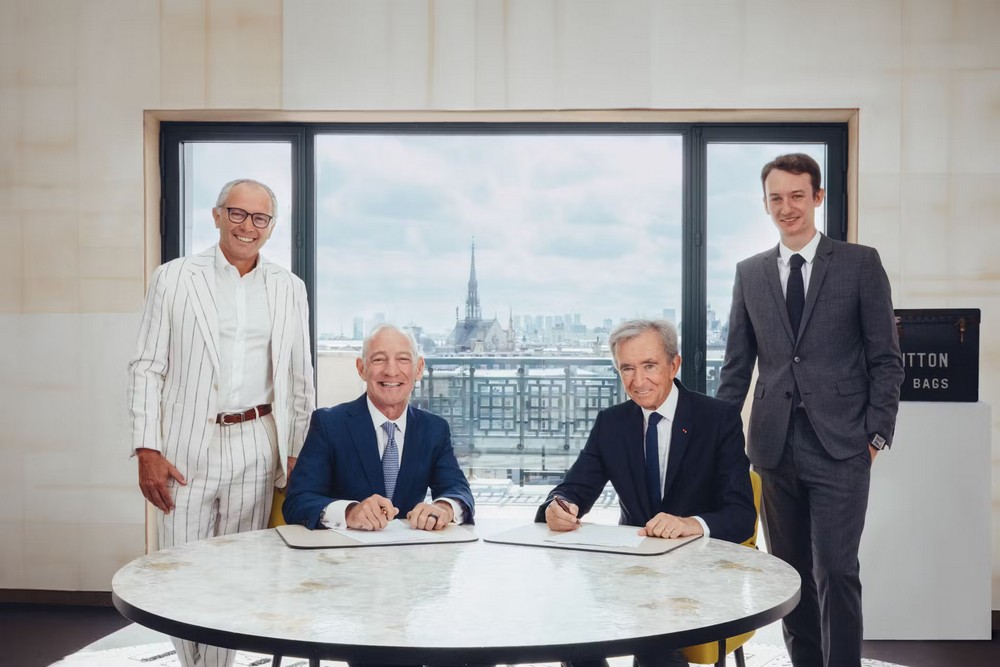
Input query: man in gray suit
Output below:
<box><xmin>717</xmin><ymin>154</ymin><xmax>904</xmax><ymax>667</ymax></box>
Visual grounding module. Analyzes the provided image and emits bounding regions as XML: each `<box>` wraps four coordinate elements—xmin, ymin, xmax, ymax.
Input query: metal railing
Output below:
<box><xmin>412</xmin><ymin>356</ymin><xmax>623</xmax><ymax>455</ymax></box>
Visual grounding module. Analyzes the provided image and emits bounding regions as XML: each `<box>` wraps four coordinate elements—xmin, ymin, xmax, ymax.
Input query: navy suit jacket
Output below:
<box><xmin>534</xmin><ymin>380</ymin><xmax>755</xmax><ymax>545</ymax></box>
<box><xmin>283</xmin><ymin>394</ymin><xmax>475</xmax><ymax>529</ymax></box>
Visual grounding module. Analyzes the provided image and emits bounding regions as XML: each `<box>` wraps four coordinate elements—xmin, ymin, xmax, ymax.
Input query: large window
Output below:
<box><xmin>161</xmin><ymin>121</ymin><xmax>846</xmax><ymax>505</ymax></box>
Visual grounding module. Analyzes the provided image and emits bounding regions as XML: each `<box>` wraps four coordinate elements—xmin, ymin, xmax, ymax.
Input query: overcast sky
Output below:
<box><xmin>186</xmin><ymin>136</ymin><xmax>825</xmax><ymax>338</ymax></box>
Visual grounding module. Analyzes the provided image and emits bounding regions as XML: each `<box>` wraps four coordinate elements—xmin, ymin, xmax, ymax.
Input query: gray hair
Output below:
<box><xmin>362</xmin><ymin>324</ymin><xmax>420</xmax><ymax>361</ymax></box>
<box><xmin>214</xmin><ymin>179</ymin><xmax>278</xmax><ymax>218</ymax></box>
<box><xmin>608</xmin><ymin>319</ymin><xmax>679</xmax><ymax>369</ymax></box>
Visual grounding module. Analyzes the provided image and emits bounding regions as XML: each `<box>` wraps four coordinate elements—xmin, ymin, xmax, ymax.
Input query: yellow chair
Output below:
<box><xmin>268</xmin><ymin>487</ymin><xmax>287</xmax><ymax>528</ymax></box>
<box><xmin>680</xmin><ymin>470</ymin><xmax>763</xmax><ymax>667</ymax></box>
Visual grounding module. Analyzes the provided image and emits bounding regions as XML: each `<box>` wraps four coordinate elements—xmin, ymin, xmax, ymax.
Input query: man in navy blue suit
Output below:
<box><xmin>537</xmin><ymin>319</ymin><xmax>754</xmax><ymax>667</ymax></box>
<box><xmin>284</xmin><ymin>324</ymin><xmax>473</xmax><ymax>531</ymax></box>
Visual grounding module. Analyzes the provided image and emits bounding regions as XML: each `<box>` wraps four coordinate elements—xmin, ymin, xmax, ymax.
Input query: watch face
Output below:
<box><xmin>871</xmin><ymin>434</ymin><xmax>887</xmax><ymax>450</ymax></box>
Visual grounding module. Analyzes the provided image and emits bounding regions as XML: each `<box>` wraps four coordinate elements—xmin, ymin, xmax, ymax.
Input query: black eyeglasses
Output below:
<box><xmin>225</xmin><ymin>207</ymin><xmax>273</xmax><ymax>229</ymax></box>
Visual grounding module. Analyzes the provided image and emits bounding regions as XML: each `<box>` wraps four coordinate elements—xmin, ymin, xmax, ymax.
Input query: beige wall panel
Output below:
<box><xmin>949</xmin><ymin>70</ymin><xmax>1000</xmax><ymax>175</ymax></box>
<box><xmin>23</xmin><ymin>213</ymin><xmax>79</xmax><ymax>281</ymax></box>
<box><xmin>161</xmin><ymin>0</ymin><xmax>209</xmax><ymax>108</ymax></box>
<box><xmin>473</xmin><ymin>0</ymin><xmax>507</xmax><ymax>108</ymax></box>
<box><xmin>947</xmin><ymin>174</ymin><xmax>1000</xmax><ymax>279</ymax></box>
<box><xmin>0</xmin><ymin>436</ymin><xmax>24</xmax><ymax>523</ymax></box>
<box><xmin>76</xmin><ymin>521</ymin><xmax>146</xmax><ymax>590</ymax></box>
<box><xmin>555</xmin><ymin>0</ymin><xmax>651</xmax><ymax>108</ymax></box>
<box><xmin>284</xmin><ymin>0</ymin><xmax>428</xmax><ymax>109</ymax></box>
<box><xmin>80</xmin><ymin>277</ymin><xmax>145</xmax><ymax>313</ymax></box>
<box><xmin>78</xmin><ymin>208</ymin><xmax>144</xmax><ymax>251</ymax></box>
<box><xmin>902</xmin><ymin>0</ymin><xmax>1000</xmax><ymax>71</ymax></box>
<box><xmin>855</xmin><ymin>93</ymin><xmax>904</xmax><ymax>175</ymax></box>
<box><xmin>10</xmin><ymin>184</ymin><xmax>79</xmax><ymax>215</ymax></box>
<box><xmin>76</xmin><ymin>0</ymin><xmax>160</xmax><ymax>183</ymax></box>
<box><xmin>430</xmin><ymin>0</ymin><xmax>477</xmax><ymax>108</ymax></box>
<box><xmin>0</xmin><ymin>521</ymin><xmax>27</xmax><ymax>587</ymax></box>
<box><xmin>649</xmin><ymin>0</ymin><xmax>745</xmax><ymax>108</ymax></box>
<box><xmin>23</xmin><ymin>451</ymin><xmax>138</xmax><ymax>526</ymax></box>
<box><xmin>854</xmin><ymin>172</ymin><xmax>902</xmax><ymax>277</ymax></box>
<box><xmin>13</xmin><ymin>0</ymin><xmax>79</xmax><ymax>86</ymax></box>
<box><xmin>207</xmin><ymin>0</ymin><xmax>282</xmax><ymax>108</ymax></box>
<box><xmin>21</xmin><ymin>521</ymin><xmax>84</xmax><ymax>589</ymax></box>
<box><xmin>898</xmin><ymin>173</ymin><xmax>952</xmax><ymax>281</ymax></box>
<box><xmin>0</xmin><ymin>0</ymin><xmax>16</xmax><ymax>85</ymax></box>
<box><xmin>900</xmin><ymin>72</ymin><xmax>952</xmax><ymax>175</ymax></box>
<box><xmin>385</xmin><ymin>0</ymin><xmax>433</xmax><ymax>108</ymax></box>
<box><xmin>0</xmin><ymin>209</ymin><xmax>22</xmax><ymax>313</ymax></box>
<box><xmin>80</xmin><ymin>246</ymin><xmax>144</xmax><ymax>280</ymax></box>
<box><xmin>0</xmin><ymin>82</ymin><xmax>19</xmax><ymax>187</ymax></box>
<box><xmin>742</xmin><ymin>1</ymin><xmax>902</xmax><ymax>80</ymax></box>
<box><xmin>504</xmin><ymin>0</ymin><xmax>558</xmax><ymax>108</ymax></box>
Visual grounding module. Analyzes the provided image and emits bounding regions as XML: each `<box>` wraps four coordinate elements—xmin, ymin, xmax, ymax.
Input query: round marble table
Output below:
<box><xmin>112</xmin><ymin>524</ymin><xmax>800</xmax><ymax>665</ymax></box>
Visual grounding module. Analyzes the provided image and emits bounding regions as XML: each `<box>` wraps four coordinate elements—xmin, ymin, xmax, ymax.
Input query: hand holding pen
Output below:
<box><xmin>545</xmin><ymin>495</ymin><xmax>582</xmax><ymax>532</ymax></box>
<box><xmin>345</xmin><ymin>494</ymin><xmax>398</xmax><ymax>531</ymax></box>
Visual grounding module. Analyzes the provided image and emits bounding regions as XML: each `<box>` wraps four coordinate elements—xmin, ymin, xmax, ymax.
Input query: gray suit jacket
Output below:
<box><xmin>717</xmin><ymin>234</ymin><xmax>904</xmax><ymax>467</ymax></box>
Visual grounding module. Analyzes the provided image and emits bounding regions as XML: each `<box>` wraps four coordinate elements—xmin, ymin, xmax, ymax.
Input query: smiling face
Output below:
<box><xmin>357</xmin><ymin>328</ymin><xmax>425</xmax><ymax>421</ymax></box>
<box><xmin>763</xmin><ymin>169</ymin><xmax>824</xmax><ymax>251</ymax></box>
<box><xmin>615</xmin><ymin>329</ymin><xmax>681</xmax><ymax>411</ymax></box>
<box><xmin>213</xmin><ymin>182</ymin><xmax>275</xmax><ymax>275</ymax></box>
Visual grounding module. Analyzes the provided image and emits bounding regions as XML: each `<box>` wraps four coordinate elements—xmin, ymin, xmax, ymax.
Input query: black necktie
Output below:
<box><xmin>644</xmin><ymin>412</ymin><xmax>664</xmax><ymax>512</ymax></box>
<box><xmin>786</xmin><ymin>253</ymin><xmax>806</xmax><ymax>338</ymax></box>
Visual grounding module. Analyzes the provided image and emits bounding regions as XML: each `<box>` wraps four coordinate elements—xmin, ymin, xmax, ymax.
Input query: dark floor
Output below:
<box><xmin>1</xmin><ymin>603</ymin><xmax>997</xmax><ymax>667</ymax></box>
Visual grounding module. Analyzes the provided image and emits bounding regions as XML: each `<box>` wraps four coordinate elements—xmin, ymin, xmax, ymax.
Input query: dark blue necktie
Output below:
<box><xmin>644</xmin><ymin>412</ymin><xmax>664</xmax><ymax>512</ymax></box>
<box><xmin>786</xmin><ymin>253</ymin><xmax>806</xmax><ymax>337</ymax></box>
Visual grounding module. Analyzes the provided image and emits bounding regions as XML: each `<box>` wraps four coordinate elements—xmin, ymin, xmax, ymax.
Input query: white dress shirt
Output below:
<box><xmin>641</xmin><ymin>388</ymin><xmax>710</xmax><ymax>537</ymax></box>
<box><xmin>214</xmin><ymin>245</ymin><xmax>273</xmax><ymax>412</ymax></box>
<box><xmin>320</xmin><ymin>397</ymin><xmax>465</xmax><ymax>528</ymax></box>
<box><xmin>778</xmin><ymin>230</ymin><xmax>823</xmax><ymax>297</ymax></box>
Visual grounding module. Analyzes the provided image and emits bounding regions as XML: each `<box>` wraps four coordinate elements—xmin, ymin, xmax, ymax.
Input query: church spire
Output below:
<box><xmin>465</xmin><ymin>238</ymin><xmax>481</xmax><ymax>321</ymax></box>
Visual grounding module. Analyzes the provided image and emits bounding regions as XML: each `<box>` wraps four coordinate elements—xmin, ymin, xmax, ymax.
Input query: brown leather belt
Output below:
<box><xmin>216</xmin><ymin>404</ymin><xmax>272</xmax><ymax>426</ymax></box>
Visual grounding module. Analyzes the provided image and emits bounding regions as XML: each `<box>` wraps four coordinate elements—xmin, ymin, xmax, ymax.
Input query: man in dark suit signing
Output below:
<box><xmin>283</xmin><ymin>324</ymin><xmax>474</xmax><ymax>531</ymax></box>
<box><xmin>717</xmin><ymin>153</ymin><xmax>904</xmax><ymax>667</ymax></box>
<box><xmin>538</xmin><ymin>318</ymin><xmax>755</xmax><ymax>667</ymax></box>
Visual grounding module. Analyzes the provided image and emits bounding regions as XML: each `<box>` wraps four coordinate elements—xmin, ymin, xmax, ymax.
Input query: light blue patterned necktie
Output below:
<box><xmin>381</xmin><ymin>421</ymin><xmax>400</xmax><ymax>501</ymax></box>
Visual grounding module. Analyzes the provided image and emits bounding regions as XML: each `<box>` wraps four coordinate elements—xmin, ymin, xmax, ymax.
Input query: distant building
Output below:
<box><xmin>447</xmin><ymin>241</ymin><xmax>510</xmax><ymax>352</ymax></box>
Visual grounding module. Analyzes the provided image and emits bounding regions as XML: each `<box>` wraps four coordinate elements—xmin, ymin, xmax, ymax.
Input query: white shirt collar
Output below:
<box><xmin>779</xmin><ymin>230</ymin><xmax>822</xmax><ymax>266</ymax></box>
<box><xmin>639</xmin><ymin>381</ymin><xmax>680</xmax><ymax>425</ymax></box>
<box><xmin>213</xmin><ymin>243</ymin><xmax>263</xmax><ymax>277</ymax></box>
<box><xmin>366</xmin><ymin>395</ymin><xmax>408</xmax><ymax>437</ymax></box>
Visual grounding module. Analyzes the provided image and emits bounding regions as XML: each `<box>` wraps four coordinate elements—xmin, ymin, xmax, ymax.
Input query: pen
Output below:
<box><xmin>553</xmin><ymin>496</ymin><xmax>581</xmax><ymax>525</ymax></box>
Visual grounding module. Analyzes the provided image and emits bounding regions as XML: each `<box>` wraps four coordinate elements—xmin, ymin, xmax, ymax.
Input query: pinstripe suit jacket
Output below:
<box><xmin>127</xmin><ymin>246</ymin><xmax>316</xmax><ymax>488</ymax></box>
<box><xmin>717</xmin><ymin>234</ymin><xmax>904</xmax><ymax>468</ymax></box>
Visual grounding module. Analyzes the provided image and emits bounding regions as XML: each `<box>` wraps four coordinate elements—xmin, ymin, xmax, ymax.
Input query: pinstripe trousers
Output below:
<box><xmin>160</xmin><ymin>413</ymin><xmax>279</xmax><ymax>667</ymax></box>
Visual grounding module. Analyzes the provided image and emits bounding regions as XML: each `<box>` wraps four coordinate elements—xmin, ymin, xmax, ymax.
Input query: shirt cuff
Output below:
<box><xmin>320</xmin><ymin>500</ymin><xmax>354</xmax><ymax>529</ymax></box>
<box><xmin>693</xmin><ymin>515</ymin><xmax>710</xmax><ymax>538</ymax></box>
<box><xmin>434</xmin><ymin>497</ymin><xmax>465</xmax><ymax>525</ymax></box>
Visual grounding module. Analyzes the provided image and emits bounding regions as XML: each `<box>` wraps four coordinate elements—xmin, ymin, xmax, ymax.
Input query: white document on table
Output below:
<box><xmin>544</xmin><ymin>523</ymin><xmax>645</xmax><ymax>548</ymax></box>
<box><xmin>332</xmin><ymin>519</ymin><xmax>446</xmax><ymax>544</ymax></box>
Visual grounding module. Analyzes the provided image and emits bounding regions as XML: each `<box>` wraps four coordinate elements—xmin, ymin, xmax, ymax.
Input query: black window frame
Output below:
<box><xmin>160</xmin><ymin>121</ymin><xmax>847</xmax><ymax>393</ymax></box>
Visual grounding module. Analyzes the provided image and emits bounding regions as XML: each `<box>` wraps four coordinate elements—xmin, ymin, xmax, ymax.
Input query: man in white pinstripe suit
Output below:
<box><xmin>127</xmin><ymin>178</ymin><xmax>316</xmax><ymax>667</ymax></box>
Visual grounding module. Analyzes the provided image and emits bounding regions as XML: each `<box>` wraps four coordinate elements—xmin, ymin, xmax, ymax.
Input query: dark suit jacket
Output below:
<box><xmin>534</xmin><ymin>381</ymin><xmax>755</xmax><ymax>545</ymax></box>
<box><xmin>283</xmin><ymin>394</ymin><xmax>475</xmax><ymax>529</ymax></box>
<box><xmin>717</xmin><ymin>234</ymin><xmax>904</xmax><ymax>467</ymax></box>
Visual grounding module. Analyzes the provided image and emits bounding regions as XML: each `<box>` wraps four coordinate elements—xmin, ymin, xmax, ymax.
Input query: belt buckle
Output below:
<box><xmin>218</xmin><ymin>410</ymin><xmax>246</xmax><ymax>425</ymax></box>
